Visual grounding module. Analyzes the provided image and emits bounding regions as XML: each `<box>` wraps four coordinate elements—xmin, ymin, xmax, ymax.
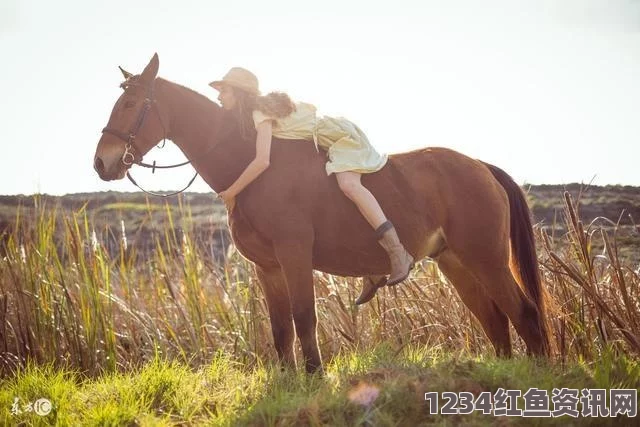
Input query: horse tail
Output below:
<box><xmin>481</xmin><ymin>161</ymin><xmax>551</xmax><ymax>356</ymax></box>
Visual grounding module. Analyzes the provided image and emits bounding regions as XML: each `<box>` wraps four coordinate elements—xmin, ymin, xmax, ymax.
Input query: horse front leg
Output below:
<box><xmin>272</xmin><ymin>234</ymin><xmax>322</xmax><ymax>374</ymax></box>
<box><xmin>255</xmin><ymin>264</ymin><xmax>296</xmax><ymax>369</ymax></box>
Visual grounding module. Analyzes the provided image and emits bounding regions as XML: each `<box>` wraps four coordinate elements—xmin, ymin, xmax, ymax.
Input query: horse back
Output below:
<box><xmin>236</xmin><ymin>141</ymin><xmax>458</xmax><ymax>275</ymax></box>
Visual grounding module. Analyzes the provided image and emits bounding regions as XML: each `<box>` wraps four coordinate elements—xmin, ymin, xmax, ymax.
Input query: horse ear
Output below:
<box><xmin>140</xmin><ymin>53</ymin><xmax>159</xmax><ymax>83</ymax></box>
<box><xmin>119</xmin><ymin>66</ymin><xmax>133</xmax><ymax>80</ymax></box>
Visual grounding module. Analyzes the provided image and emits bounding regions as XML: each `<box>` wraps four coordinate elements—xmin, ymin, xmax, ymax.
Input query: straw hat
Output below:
<box><xmin>209</xmin><ymin>67</ymin><xmax>260</xmax><ymax>96</ymax></box>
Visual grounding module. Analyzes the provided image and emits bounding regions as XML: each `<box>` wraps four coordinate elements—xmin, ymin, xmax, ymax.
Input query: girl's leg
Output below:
<box><xmin>335</xmin><ymin>171</ymin><xmax>387</xmax><ymax>228</ymax></box>
<box><xmin>336</xmin><ymin>171</ymin><xmax>414</xmax><ymax>293</ymax></box>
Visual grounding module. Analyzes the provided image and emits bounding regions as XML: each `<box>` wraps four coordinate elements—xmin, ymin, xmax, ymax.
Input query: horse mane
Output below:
<box><xmin>151</xmin><ymin>76</ymin><xmax>334</xmax><ymax>194</ymax></box>
<box><xmin>152</xmin><ymin>77</ymin><xmax>267</xmax><ymax>190</ymax></box>
<box><xmin>157</xmin><ymin>77</ymin><xmax>221</xmax><ymax>114</ymax></box>
<box><xmin>156</xmin><ymin>77</ymin><xmax>250</xmax><ymax>147</ymax></box>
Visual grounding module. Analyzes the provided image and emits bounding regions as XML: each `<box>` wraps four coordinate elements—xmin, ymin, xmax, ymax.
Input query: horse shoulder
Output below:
<box><xmin>227</xmin><ymin>206</ymin><xmax>279</xmax><ymax>266</ymax></box>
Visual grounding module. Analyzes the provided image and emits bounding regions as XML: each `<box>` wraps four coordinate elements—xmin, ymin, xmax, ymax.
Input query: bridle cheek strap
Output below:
<box><xmin>101</xmin><ymin>81</ymin><xmax>198</xmax><ymax>197</ymax></box>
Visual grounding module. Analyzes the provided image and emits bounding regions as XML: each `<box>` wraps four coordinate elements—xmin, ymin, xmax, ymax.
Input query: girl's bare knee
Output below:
<box><xmin>336</xmin><ymin>175</ymin><xmax>361</xmax><ymax>199</ymax></box>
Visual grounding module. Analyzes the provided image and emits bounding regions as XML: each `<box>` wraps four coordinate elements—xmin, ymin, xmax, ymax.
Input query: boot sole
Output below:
<box><xmin>386</xmin><ymin>263</ymin><xmax>415</xmax><ymax>287</ymax></box>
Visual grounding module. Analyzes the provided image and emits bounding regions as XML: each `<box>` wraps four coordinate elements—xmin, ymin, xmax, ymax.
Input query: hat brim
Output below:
<box><xmin>208</xmin><ymin>80</ymin><xmax>225</xmax><ymax>90</ymax></box>
<box><xmin>208</xmin><ymin>80</ymin><xmax>260</xmax><ymax>96</ymax></box>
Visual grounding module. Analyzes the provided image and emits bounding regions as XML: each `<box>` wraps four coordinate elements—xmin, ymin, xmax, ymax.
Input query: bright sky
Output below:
<box><xmin>1</xmin><ymin>0</ymin><xmax>639</xmax><ymax>195</ymax></box>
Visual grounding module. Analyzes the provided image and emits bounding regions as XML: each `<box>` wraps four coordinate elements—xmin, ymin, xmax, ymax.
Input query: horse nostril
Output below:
<box><xmin>94</xmin><ymin>157</ymin><xmax>105</xmax><ymax>175</ymax></box>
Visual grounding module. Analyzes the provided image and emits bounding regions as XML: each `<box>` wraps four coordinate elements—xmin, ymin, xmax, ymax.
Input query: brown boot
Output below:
<box><xmin>375</xmin><ymin>221</ymin><xmax>414</xmax><ymax>286</ymax></box>
<box><xmin>355</xmin><ymin>275</ymin><xmax>387</xmax><ymax>305</ymax></box>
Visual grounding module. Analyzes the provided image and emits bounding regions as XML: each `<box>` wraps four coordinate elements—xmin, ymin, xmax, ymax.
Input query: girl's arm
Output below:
<box><xmin>218</xmin><ymin>120</ymin><xmax>272</xmax><ymax>204</ymax></box>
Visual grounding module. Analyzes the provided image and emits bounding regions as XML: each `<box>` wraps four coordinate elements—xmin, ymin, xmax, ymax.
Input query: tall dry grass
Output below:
<box><xmin>1</xmin><ymin>192</ymin><xmax>638</xmax><ymax>377</ymax></box>
<box><xmin>540</xmin><ymin>192</ymin><xmax>640</xmax><ymax>360</ymax></box>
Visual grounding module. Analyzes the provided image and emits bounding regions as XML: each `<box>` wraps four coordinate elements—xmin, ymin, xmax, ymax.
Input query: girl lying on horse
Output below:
<box><xmin>210</xmin><ymin>67</ymin><xmax>414</xmax><ymax>291</ymax></box>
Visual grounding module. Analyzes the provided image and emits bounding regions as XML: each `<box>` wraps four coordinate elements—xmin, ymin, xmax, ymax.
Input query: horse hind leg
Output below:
<box><xmin>437</xmin><ymin>251</ymin><xmax>512</xmax><ymax>357</ymax></box>
<box><xmin>461</xmin><ymin>257</ymin><xmax>548</xmax><ymax>357</ymax></box>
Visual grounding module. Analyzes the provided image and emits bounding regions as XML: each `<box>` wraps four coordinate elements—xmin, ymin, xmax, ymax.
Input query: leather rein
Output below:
<box><xmin>101</xmin><ymin>79</ymin><xmax>198</xmax><ymax>197</ymax></box>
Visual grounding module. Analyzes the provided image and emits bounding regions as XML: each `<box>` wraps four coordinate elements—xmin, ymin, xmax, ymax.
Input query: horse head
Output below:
<box><xmin>94</xmin><ymin>53</ymin><xmax>169</xmax><ymax>181</ymax></box>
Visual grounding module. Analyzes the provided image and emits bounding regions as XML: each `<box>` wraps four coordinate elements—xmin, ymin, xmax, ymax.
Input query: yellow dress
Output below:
<box><xmin>252</xmin><ymin>102</ymin><xmax>388</xmax><ymax>175</ymax></box>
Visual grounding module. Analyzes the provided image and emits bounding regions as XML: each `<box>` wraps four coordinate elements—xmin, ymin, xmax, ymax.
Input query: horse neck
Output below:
<box><xmin>155</xmin><ymin>78</ymin><xmax>254</xmax><ymax>192</ymax></box>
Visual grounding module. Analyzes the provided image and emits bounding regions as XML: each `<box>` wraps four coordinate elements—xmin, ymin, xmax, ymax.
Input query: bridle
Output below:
<box><xmin>101</xmin><ymin>78</ymin><xmax>198</xmax><ymax>197</ymax></box>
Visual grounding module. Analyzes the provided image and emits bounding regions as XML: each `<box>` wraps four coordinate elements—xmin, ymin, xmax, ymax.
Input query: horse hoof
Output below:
<box><xmin>355</xmin><ymin>275</ymin><xmax>387</xmax><ymax>305</ymax></box>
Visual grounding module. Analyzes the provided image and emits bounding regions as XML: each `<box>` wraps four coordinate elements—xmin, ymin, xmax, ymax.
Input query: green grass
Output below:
<box><xmin>1</xmin><ymin>346</ymin><xmax>638</xmax><ymax>426</ymax></box>
<box><xmin>1</xmin><ymin>190</ymin><xmax>640</xmax><ymax>425</ymax></box>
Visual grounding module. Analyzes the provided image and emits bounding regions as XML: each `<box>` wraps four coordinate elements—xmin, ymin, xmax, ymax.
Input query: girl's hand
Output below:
<box><xmin>218</xmin><ymin>190</ymin><xmax>236</xmax><ymax>212</ymax></box>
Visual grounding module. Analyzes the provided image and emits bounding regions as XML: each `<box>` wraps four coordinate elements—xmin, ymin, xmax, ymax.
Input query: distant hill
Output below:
<box><xmin>1</xmin><ymin>184</ymin><xmax>639</xmax><ymax>264</ymax></box>
<box><xmin>3</xmin><ymin>183</ymin><xmax>640</xmax><ymax>228</ymax></box>
<box><xmin>525</xmin><ymin>183</ymin><xmax>640</xmax><ymax>227</ymax></box>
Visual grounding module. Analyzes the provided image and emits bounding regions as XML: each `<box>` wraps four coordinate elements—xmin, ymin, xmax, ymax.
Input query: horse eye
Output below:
<box><xmin>124</xmin><ymin>100</ymin><xmax>136</xmax><ymax>109</ymax></box>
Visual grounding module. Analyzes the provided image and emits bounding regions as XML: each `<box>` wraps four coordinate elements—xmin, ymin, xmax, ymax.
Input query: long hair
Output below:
<box><xmin>231</xmin><ymin>89</ymin><xmax>296</xmax><ymax>140</ymax></box>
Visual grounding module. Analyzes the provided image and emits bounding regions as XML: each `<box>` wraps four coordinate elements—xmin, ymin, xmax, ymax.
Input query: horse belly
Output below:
<box><xmin>310</xmin><ymin>216</ymin><xmax>391</xmax><ymax>276</ymax></box>
<box><xmin>312</xmin><ymin>244</ymin><xmax>390</xmax><ymax>276</ymax></box>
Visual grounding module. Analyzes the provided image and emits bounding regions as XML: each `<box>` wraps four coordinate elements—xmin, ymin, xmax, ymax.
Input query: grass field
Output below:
<box><xmin>0</xmin><ymin>188</ymin><xmax>639</xmax><ymax>425</ymax></box>
<box><xmin>2</xmin><ymin>347</ymin><xmax>638</xmax><ymax>426</ymax></box>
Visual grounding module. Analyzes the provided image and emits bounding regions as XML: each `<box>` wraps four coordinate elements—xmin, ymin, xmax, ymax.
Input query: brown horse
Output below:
<box><xmin>94</xmin><ymin>54</ymin><xmax>551</xmax><ymax>373</ymax></box>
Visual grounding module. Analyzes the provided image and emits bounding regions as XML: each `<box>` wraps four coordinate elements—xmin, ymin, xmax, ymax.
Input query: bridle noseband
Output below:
<box><xmin>101</xmin><ymin>79</ymin><xmax>198</xmax><ymax>197</ymax></box>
